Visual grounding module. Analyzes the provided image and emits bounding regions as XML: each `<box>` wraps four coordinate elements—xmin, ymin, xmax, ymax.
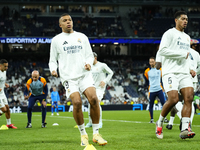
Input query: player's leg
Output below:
<box><xmin>39</xmin><ymin>96</ymin><xmax>47</xmax><ymax>127</ymax></box>
<box><xmin>64</xmin><ymin>79</ymin><xmax>89</xmax><ymax>146</ymax></box>
<box><xmin>84</xmin><ymin>87</ymin><xmax>107</xmax><ymax>145</ymax></box>
<box><xmin>179</xmin><ymin>75</ymin><xmax>195</xmax><ymax>139</ymax></box>
<box><xmin>70</xmin><ymin>92</ymin><xmax>88</xmax><ymax>146</ymax></box>
<box><xmin>96</xmin><ymin>89</ymin><xmax>104</xmax><ymax>128</ymax></box>
<box><xmin>51</xmin><ymin>103</ymin><xmax>54</xmax><ymax>115</ymax></box>
<box><xmin>149</xmin><ymin>92</ymin><xmax>156</xmax><ymax>123</ymax></box>
<box><xmin>1</xmin><ymin>96</ymin><xmax>17</xmax><ymax>129</ymax></box>
<box><xmin>190</xmin><ymin>102</ymin><xmax>195</xmax><ymax>124</ymax></box>
<box><xmin>166</xmin><ymin>106</ymin><xmax>177</xmax><ymax>130</ymax></box>
<box><xmin>156</xmin><ymin>74</ymin><xmax>179</xmax><ymax>139</ymax></box>
<box><xmin>99</xmin><ymin>101</ymin><xmax>103</xmax><ymax>128</ymax></box>
<box><xmin>26</xmin><ymin>96</ymin><xmax>35</xmax><ymax>128</ymax></box>
<box><xmin>85</xmin><ymin>103</ymin><xmax>92</xmax><ymax>128</ymax></box>
<box><xmin>56</xmin><ymin>104</ymin><xmax>59</xmax><ymax>115</ymax></box>
<box><xmin>158</xmin><ymin>90</ymin><xmax>169</xmax><ymax>123</ymax></box>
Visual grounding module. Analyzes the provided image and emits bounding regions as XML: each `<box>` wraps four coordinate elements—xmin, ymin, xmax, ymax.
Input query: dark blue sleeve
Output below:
<box><xmin>43</xmin><ymin>84</ymin><xmax>48</xmax><ymax>98</ymax></box>
<box><xmin>24</xmin><ymin>87</ymin><xmax>29</xmax><ymax>96</ymax></box>
<box><xmin>144</xmin><ymin>74</ymin><xmax>149</xmax><ymax>87</ymax></box>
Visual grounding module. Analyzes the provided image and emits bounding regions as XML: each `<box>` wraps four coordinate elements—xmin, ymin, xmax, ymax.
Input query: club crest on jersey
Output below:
<box><xmin>169</xmin><ymin>85</ymin><xmax>172</xmax><ymax>89</ymax></box>
<box><xmin>78</xmin><ymin>38</ymin><xmax>81</xmax><ymax>43</ymax></box>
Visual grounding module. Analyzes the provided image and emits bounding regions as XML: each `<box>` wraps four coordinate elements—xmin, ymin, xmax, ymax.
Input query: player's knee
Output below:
<box><xmin>73</xmin><ymin>100</ymin><xmax>82</xmax><ymax>109</ymax></box>
<box><xmin>168</xmin><ymin>96</ymin><xmax>179</xmax><ymax>105</ymax></box>
<box><xmin>1</xmin><ymin>107</ymin><xmax>7</xmax><ymax>113</ymax></box>
<box><xmin>89</xmin><ymin>96</ymin><xmax>98</xmax><ymax>106</ymax></box>
<box><xmin>184</xmin><ymin>95</ymin><xmax>194</xmax><ymax>103</ymax></box>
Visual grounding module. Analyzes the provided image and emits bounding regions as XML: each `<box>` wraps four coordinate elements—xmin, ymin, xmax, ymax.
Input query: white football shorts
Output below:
<box><xmin>0</xmin><ymin>94</ymin><xmax>8</xmax><ymax>108</ymax></box>
<box><xmin>162</xmin><ymin>73</ymin><xmax>193</xmax><ymax>93</ymax></box>
<box><xmin>96</xmin><ymin>88</ymin><xmax>105</xmax><ymax>101</ymax></box>
<box><xmin>193</xmin><ymin>82</ymin><xmax>197</xmax><ymax>93</ymax></box>
<box><xmin>64</xmin><ymin>72</ymin><xmax>95</xmax><ymax>98</ymax></box>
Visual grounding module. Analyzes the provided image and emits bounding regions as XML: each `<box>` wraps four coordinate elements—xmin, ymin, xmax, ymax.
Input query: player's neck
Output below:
<box><xmin>175</xmin><ymin>27</ymin><xmax>184</xmax><ymax>32</ymax></box>
<box><xmin>63</xmin><ymin>29</ymin><xmax>74</xmax><ymax>33</ymax></box>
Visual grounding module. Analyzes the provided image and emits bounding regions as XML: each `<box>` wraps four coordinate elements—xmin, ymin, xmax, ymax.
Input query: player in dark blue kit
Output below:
<box><xmin>144</xmin><ymin>57</ymin><xmax>168</xmax><ymax>123</ymax></box>
<box><xmin>24</xmin><ymin>70</ymin><xmax>48</xmax><ymax>128</ymax></box>
<box><xmin>51</xmin><ymin>87</ymin><xmax>60</xmax><ymax>116</ymax></box>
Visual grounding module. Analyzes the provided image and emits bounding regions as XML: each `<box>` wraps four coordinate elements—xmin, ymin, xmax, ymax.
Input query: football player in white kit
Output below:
<box><xmin>165</xmin><ymin>39</ymin><xmax>200</xmax><ymax>130</ymax></box>
<box><xmin>49</xmin><ymin>13</ymin><xmax>107</xmax><ymax>146</ymax></box>
<box><xmin>85</xmin><ymin>52</ymin><xmax>113</xmax><ymax>128</ymax></box>
<box><xmin>155</xmin><ymin>11</ymin><xmax>196</xmax><ymax>139</ymax></box>
<box><xmin>0</xmin><ymin>59</ymin><xmax>17</xmax><ymax>129</ymax></box>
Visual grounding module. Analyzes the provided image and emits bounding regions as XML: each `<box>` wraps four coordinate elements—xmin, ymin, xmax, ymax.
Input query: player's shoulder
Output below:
<box><xmin>74</xmin><ymin>31</ymin><xmax>88</xmax><ymax>39</ymax></box>
<box><xmin>27</xmin><ymin>78</ymin><xmax>33</xmax><ymax>84</ymax></box>
<box><xmin>165</xmin><ymin>28</ymin><xmax>174</xmax><ymax>33</ymax></box>
<box><xmin>52</xmin><ymin>32</ymin><xmax>63</xmax><ymax>40</ymax></box>
<box><xmin>190</xmin><ymin>48</ymin><xmax>199</xmax><ymax>55</ymax></box>
<box><xmin>144</xmin><ymin>67</ymin><xmax>150</xmax><ymax>72</ymax></box>
<box><xmin>40</xmin><ymin>76</ymin><xmax>47</xmax><ymax>82</ymax></box>
<box><xmin>98</xmin><ymin>61</ymin><xmax>106</xmax><ymax>66</ymax></box>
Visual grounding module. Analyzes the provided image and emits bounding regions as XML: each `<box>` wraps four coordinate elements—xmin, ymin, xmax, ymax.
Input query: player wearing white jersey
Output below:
<box><xmin>49</xmin><ymin>13</ymin><xmax>107</xmax><ymax>146</ymax></box>
<box><xmin>0</xmin><ymin>59</ymin><xmax>17</xmax><ymax>129</ymax></box>
<box><xmin>166</xmin><ymin>39</ymin><xmax>200</xmax><ymax>130</ymax></box>
<box><xmin>85</xmin><ymin>52</ymin><xmax>113</xmax><ymax>128</ymax></box>
<box><xmin>155</xmin><ymin>11</ymin><xmax>196</xmax><ymax>140</ymax></box>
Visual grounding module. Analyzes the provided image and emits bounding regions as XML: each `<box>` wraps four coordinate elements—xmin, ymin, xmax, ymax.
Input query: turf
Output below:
<box><xmin>0</xmin><ymin>109</ymin><xmax>199</xmax><ymax>150</ymax></box>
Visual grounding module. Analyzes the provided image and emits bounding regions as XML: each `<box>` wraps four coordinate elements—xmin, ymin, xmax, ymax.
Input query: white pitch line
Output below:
<box><xmin>17</xmin><ymin>113</ymin><xmax>200</xmax><ymax>127</ymax></box>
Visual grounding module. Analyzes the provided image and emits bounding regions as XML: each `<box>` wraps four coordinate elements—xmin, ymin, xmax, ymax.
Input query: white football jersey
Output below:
<box><xmin>49</xmin><ymin>31</ymin><xmax>94</xmax><ymax>84</ymax></box>
<box><xmin>0</xmin><ymin>70</ymin><xmax>6</xmax><ymax>95</ymax></box>
<box><xmin>189</xmin><ymin>48</ymin><xmax>200</xmax><ymax>83</ymax></box>
<box><xmin>158</xmin><ymin>27</ymin><xmax>191</xmax><ymax>76</ymax></box>
<box><xmin>92</xmin><ymin>61</ymin><xmax>113</xmax><ymax>91</ymax></box>
<box><xmin>155</xmin><ymin>50</ymin><xmax>163</xmax><ymax>63</ymax></box>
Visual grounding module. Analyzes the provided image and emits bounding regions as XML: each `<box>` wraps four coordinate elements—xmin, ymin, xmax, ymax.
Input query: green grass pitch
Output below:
<box><xmin>0</xmin><ymin>110</ymin><xmax>200</xmax><ymax>150</ymax></box>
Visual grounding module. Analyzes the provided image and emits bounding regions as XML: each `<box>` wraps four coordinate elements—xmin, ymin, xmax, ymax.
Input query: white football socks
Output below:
<box><xmin>78</xmin><ymin>123</ymin><xmax>87</xmax><ymax>135</ymax></box>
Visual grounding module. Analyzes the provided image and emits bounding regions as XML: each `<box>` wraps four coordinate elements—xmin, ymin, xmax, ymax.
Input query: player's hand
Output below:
<box><xmin>186</xmin><ymin>52</ymin><xmax>190</xmax><ymax>59</ymax></box>
<box><xmin>85</xmin><ymin>64</ymin><xmax>91</xmax><ymax>71</ymax></box>
<box><xmin>0</xmin><ymin>88</ymin><xmax>2</xmax><ymax>92</ymax></box>
<box><xmin>24</xmin><ymin>95</ymin><xmax>30</xmax><ymax>100</ymax></box>
<box><xmin>99</xmin><ymin>81</ymin><xmax>105</xmax><ymax>88</ymax></box>
<box><xmin>190</xmin><ymin>70</ymin><xmax>196</xmax><ymax>78</ymax></box>
<box><xmin>5</xmin><ymin>83</ymin><xmax>9</xmax><ymax>88</ymax></box>
<box><xmin>51</xmin><ymin>70</ymin><xmax>58</xmax><ymax>77</ymax></box>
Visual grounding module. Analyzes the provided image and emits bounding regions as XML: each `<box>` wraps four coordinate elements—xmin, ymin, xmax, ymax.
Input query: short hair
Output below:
<box><xmin>149</xmin><ymin>57</ymin><xmax>155</xmax><ymax>60</ymax></box>
<box><xmin>0</xmin><ymin>59</ymin><xmax>8</xmax><ymax>64</ymax></box>
<box><xmin>59</xmin><ymin>13</ymin><xmax>70</xmax><ymax>21</ymax></box>
<box><xmin>93</xmin><ymin>52</ymin><xmax>98</xmax><ymax>58</ymax></box>
<box><xmin>174</xmin><ymin>11</ymin><xmax>187</xmax><ymax>19</ymax></box>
